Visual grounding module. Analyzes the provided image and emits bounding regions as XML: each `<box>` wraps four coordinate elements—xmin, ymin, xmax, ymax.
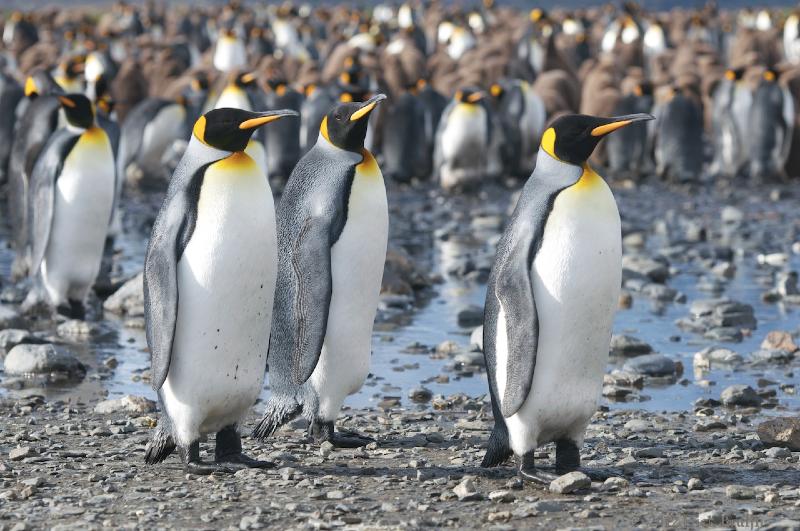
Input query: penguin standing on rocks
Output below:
<box><xmin>434</xmin><ymin>87</ymin><xmax>490</xmax><ymax>190</ymax></box>
<box><xmin>143</xmin><ymin>107</ymin><xmax>298</xmax><ymax>474</ymax></box>
<box><xmin>28</xmin><ymin>94</ymin><xmax>116</xmax><ymax>318</ymax></box>
<box><xmin>481</xmin><ymin>113</ymin><xmax>653</xmax><ymax>483</ymax></box>
<box><xmin>252</xmin><ymin>95</ymin><xmax>389</xmax><ymax>448</ymax></box>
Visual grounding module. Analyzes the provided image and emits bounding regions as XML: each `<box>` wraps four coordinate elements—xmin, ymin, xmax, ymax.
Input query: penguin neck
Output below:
<box><xmin>316</xmin><ymin>132</ymin><xmax>366</xmax><ymax>165</ymax></box>
<box><xmin>67</xmin><ymin>123</ymin><xmax>92</xmax><ymax>136</ymax></box>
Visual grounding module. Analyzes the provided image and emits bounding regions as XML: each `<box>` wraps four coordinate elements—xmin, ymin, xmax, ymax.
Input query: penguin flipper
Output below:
<box><xmin>28</xmin><ymin>130</ymin><xmax>81</xmax><ymax>277</ymax></box>
<box><xmin>288</xmin><ymin>215</ymin><xmax>334</xmax><ymax>385</ymax></box>
<box><xmin>144</xmin><ymin>417</ymin><xmax>176</xmax><ymax>464</ymax></box>
<box><xmin>487</xmin><ymin>155</ymin><xmax>582</xmax><ymax>419</ymax></box>
<box><xmin>251</xmin><ymin>397</ymin><xmax>302</xmax><ymax>440</ymax></box>
<box><xmin>144</xmin><ymin>150</ymin><xmax>217</xmax><ymax>392</ymax></box>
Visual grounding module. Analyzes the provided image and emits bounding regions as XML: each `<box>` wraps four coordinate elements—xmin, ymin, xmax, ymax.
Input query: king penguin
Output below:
<box><xmin>142</xmin><ymin>106</ymin><xmax>298</xmax><ymax>474</ymax></box>
<box><xmin>481</xmin><ymin>113</ymin><xmax>653</xmax><ymax>483</ymax></box>
<box><xmin>252</xmin><ymin>94</ymin><xmax>389</xmax><ymax>448</ymax></box>
<box><xmin>28</xmin><ymin>94</ymin><xmax>116</xmax><ymax>318</ymax></box>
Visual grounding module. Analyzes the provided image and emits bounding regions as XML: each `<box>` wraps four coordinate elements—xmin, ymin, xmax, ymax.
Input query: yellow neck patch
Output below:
<box><xmin>541</xmin><ymin>127</ymin><xmax>558</xmax><ymax>160</ymax></box>
<box><xmin>320</xmin><ymin>116</ymin><xmax>330</xmax><ymax>142</ymax></box>
<box><xmin>573</xmin><ymin>163</ymin><xmax>602</xmax><ymax>191</ymax></box>
<box><xmin>24</xmin><ymin>77</ymin><xmax>38</xmax><ymax>97</ymax></box>
<box><xmin>356</xmin><ymin>149</ymin><xmax>381</xmax><ymax>181</ymax></box>
<box><xmin>214</xmin><ymin>151</ymin><xmax>256</xmax><ymax>171</ymax></box>
<box><xmin>193</xmin><ymin>115</ymin><xmax>207</xmax><ymax>144</ymax></box>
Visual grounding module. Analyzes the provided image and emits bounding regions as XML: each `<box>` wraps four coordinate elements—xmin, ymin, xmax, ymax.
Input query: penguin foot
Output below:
<box><xmin>555</xmin><ymin>439</ymin><xmax>581</xmax><ymax>474</ymax></box>
<box><xmin>185</xmin><ymin>461</ymin><xmax>235</xmax><ymax>475</ymax></box>
<box><xmin>575</xmin><ymin>467</ymin><xmax>622</xmax><ymax>482</ymax></box>
<box><xmin>215</xmin><ymin>453</ymin><xmax>275</xmax><ymax>469</ymax></box>
<box><xmin>518</xmin><ymin>451</ymin><xmax>558</xmax><ymax>485</ymax></box>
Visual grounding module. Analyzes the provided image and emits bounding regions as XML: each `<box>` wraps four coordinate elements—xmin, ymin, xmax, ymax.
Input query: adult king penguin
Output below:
<box><xmin>481</xmin><ymin>113</ymin><xmax>654</xmax><ymax>483</ymax></box>
<box><xmin>252</xmin><ymin>94</ymin><xmax>389</xmax><ymax>448</ymax></box>
<box><xmin>29</xmin><ymin>94</ymin><xmax>116</xmax><ymax>318</ymax></box>
<box><xmin>143</xmin><ymin>107</ymin><xmax>298</xmax><ymax>474</ymax></box>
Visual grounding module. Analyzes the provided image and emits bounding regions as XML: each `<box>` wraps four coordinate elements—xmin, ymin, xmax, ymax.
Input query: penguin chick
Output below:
<box><xmin>143</xmin><ymin>106</ymin><xmax>298</xmax><ymax>475</ymax></box>
<box><xmin>252</xmin><ymin>94</ymin><xmax>389</xmax><ymax>448</ymax></box>
<box><xmin>481</xmin><ymin>112</ymin><xmax>654</xmax><ymax>484</ymax></box>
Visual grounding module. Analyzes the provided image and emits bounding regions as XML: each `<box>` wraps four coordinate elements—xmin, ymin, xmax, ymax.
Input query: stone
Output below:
<box><xmin>453</xmin><ymin>478</ymin><xmax>482</xmax><ymax>501</ymax></box>
<box><xmin>454</xmin><ymin>350</ymin><xmax>485</xmax><ymax>367</ymax></box>
<box><xmin>686</xmin><ymin>478</ymin><xmax>703</xmax><ymax>491</ymax></box>
<box><xmin>720</xmin><ymin>385</ymin><xmax>762</xmax><ymax>407</ymax></box>
<box><xmin>764</xmin><ymin>447</ymin><xmax>791</xmax><ymax>458</ymax></box>
<box><xmin>609</xmin><ymin>335</ymin><xmax>652</xmax><ymax>357</ymax></box>
<box><xmin>624</xmin><ymin>419</ymin><xmax>650</xmax><ymax>432</ymax></box>
<box><xmin>760</xmin><ymin>520</ymin><xmax>800</xmax><ymax>531</ymax></box>
<box><xmin>757</xmin><ymin>417</ymin><xmax>800</xmax><ymax>451</ymax></box>
<box><xmin>457</xmin><ymin>306</ymin><xmax>483</xmax><ymax>328</ymax></box>
<box><xmin>57</xmin><ymin>320</ymin><xmax>101</xmax><ymax>338</ymax></box>
<box><xmin>4</xmin><ymin>344</ymin><xmax>85</xmax><ymax>377</ymax></box>
<box><xmin>703</xmin><ymin>327</ymin><xmax>743</xmax><ymax>343</ymax></box>
<box><xmin>94</xmin><ymin>395</ymin><xmax>157</xmax><ymax>415</ymax></box>
<box><xmin>408</xmin><ymin>387</ymin><xmax>433</xmax><ymax>403</ymax></box>
<box><xmin>600</xmin><ymin>477</ymin><xmax>629</xmax><ymax>491</ymax></box>
<box><xmin>488</xmin><ymin>490</ymin><xmax>514</xmax><ymax>502</ymax></box>
<box><xmin>750</xmin><ymin>349</ymin><xmax>794</xmax><ymax>364</ymax></box>
<box><xmin>693</xmin><ymin>347</ymin><xmax>742</xmax><ymax>368</ymax></box>
<box><xmin>622</xmin><ymin>255</ymin><xmax>669</xmax><ymax>283</ymax></box>
<box><xmin>382</xmin><ymin>247</ymin><xmax>429</xmax><ymax>296</ymax></box>
<box><xmin>761</xmin><ymin>331</ymin><xmax>798</xmax><ymax>353</ymax></box>
<box><xmin>725</xmin><ymin>485</ymin><xmax>755</xmax><ymax>500</ymax></box>
<box><xmin>0</xmin><ymin>329</ymin><xmax>41</xmax><ymax>352</ymax></box>
<box><xmin>103</xmin><ymin>272</ymin><xmax>144</xmax><ymax>317</ymax></box>
<box><xmin>698</xmin><ymin>510</ymin><xmax>724</xmax><ymax>524</ymax></box>
<box><xmin>9</xmin><ymin>447</ymin><xmax>35</xmax><ymax>461</ymax></box>
<box><xmin>548</xmin><ymin>471</ymin><xmax>589</xmax><ymax>494</ymax></box>
<box><xmin>623</xmin><ymin>354</ymin><xmax>677</xmax><ymax>377</ymax></box>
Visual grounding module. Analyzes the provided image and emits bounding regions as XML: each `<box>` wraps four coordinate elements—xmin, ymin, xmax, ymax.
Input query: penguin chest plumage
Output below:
<box><xmin>161</xmin><ymin>152</ymin><xmax>277</xmax><ymax>445</ymax></box>
<box><xmin>441</xmin><ymin>103</ymin><xmax>487</xmax><ymax>164</ymax></box>
<box><xmin>140</xmin><ymin>104</ymin><xmax>186</xmax><ymax>170</ymax></box>
<box><xmin>499</xmin><ymin>167</ymin><xmax>621</xmax><ymax>455</ymax></box>
<box><xmin>308</xmin><ymin>150</ymin><xmax>388</xmax><ymax>420</ymax></box>
<box><xmin>42</xmin><ymin>128</ymin><xmax>115</xmax><ymax>305</ymax></box>
<box><xmin>213</xmin><ymin>36</ymin><xmax>247</xmax><ymax>72</ymax></box>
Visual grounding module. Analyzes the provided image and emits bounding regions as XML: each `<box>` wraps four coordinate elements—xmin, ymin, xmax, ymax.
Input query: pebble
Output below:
<box><xmin>3</xmin><ymin>344</ymin><xmax>86</xmax><ymax>378</ymax></box>
<box><xmin>9</xmin><ymin>447</ymin><xmax>35</xmax><ymax>461</ymax></box>
<box><xmin>761</xmin><ymin>331</ymin><xmax>798</xmax><ymax>353</ymax></box>
<box><xmin>693</xmin><ymin>347</ymin><xmax>742</xmax><ymax>368</ymax></box>
<box><xmin>408</xmin><ymin>387</ymin><xmax>433</xmax><ymax>403</ymax></box>
<box><xmin>720</xmin><ymin>385</ymin><xmax>762</xmax><ymax>407</ymax></box>
<box><xmin>757</xmin><ymin>417</ymin><xmax>800</xmax><ymax>451</ymax></box>
<box><xmin>549</xmin><ymin>471</ymin><xmax>590</xmax><ymax>494</ymax></box>
<box><xmin>725</xmin><ymin>485</ymin><xmax>755</xmax><ymax>500</ymax></box>
<box><xmin>102</xmin><ymin>273</ymin><xmax>144</xmax><ymax>317</ymax></box>
<box><xmin>609</xmin><ymin>335</ymin><xmax>653</xmax><ymax>357</ymax></box>
<box><xmin>686</xmin><ymin>478</ymin><xmax>703</xmax><ymax>491</ymax></box>
<box><xmin>453</xmin><ymin>478</ymin><xmax>482</xmax><ymax>501</ymax></box>
<box><xmin>623</xmin><ymin>354</ymin><xmax>677</xmax><ymax>377</ymax></box>
<box><xmin>456</xmin><ymin>306</ymin><xmax>483</xmax><ymax>328</ymax></box>
<box><xmin>94</xmin><ymin>395</ymin><xmax>157</xmax><ymax>415</ymax></box>
<box><xmin>0</xmin><ymin>329</ymin><xmax>41</xmax><ymax>352</ymax></box>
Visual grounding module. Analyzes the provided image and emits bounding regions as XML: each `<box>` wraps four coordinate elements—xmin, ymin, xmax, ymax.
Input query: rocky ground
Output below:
<box><xmin>1</xmin><ymin>177</ymin><xmax>800</xmax><ymax>529</ymax></box>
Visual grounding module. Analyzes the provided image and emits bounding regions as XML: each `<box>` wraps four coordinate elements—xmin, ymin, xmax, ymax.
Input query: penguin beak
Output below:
<box><xmin>240</xmin><ymin>72</ymin><xmax>257</xmax><ymax>84</ymax></box>
<box><xmin>239</xmin><ymin>109</ymin><xmax>299</xmax><ymax>130</ymax></box>
<box><xmin>467</xmin><ymin>91</ymin><xmax>485</xmax><ymax>103</ymax></box>
<box><xmin>590</xmin><ymin>113</ymin><xmax>654</xmax><ymax>137</ymax></box>
<box><xmin>58</xmin><ymin>96</ymin><xmax>77</xmax><ymax>108</ymax></box>
<box><xmin>350</xmin><ymin>93</ymin><xmax>387</xmax><ymax>122</ymax></box>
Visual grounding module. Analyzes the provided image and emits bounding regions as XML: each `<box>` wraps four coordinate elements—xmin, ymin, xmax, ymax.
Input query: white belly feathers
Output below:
<box><xmin>161</xmin><ymin>152</ymin><xmax>277</xmax><ymax>445</ymax></box>
<box><xmin>308</xmin><ymin>149</ymin><xmax>389</xmax><ymax>420</ymax></box>
<box><xmin>497</xmin><ymin>167</ymin><xmax>621</xmax><ymax>456</ymax></box>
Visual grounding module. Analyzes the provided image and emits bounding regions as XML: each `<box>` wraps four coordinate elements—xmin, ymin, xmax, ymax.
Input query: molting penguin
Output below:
<box><xmin>117</xmin><ymin>96</ymin><xmax>189</xmax><ymax>185</ymax></box>
<box><xmin>142</xmin><ymin>106</ymin><xmax>298</xmax><ymax>474</ymax></box>
<box><xmin>433</xmin><ymin>87</ymin><xmax>490</xmax><ymax>190</ymax></box>
<box><xmin>481</xmin><ymin>113</ymin><xmax>653</xmax><ymax>483</ymax></box>
<box><xmin>8</xmin><ymin>70</ymin><xmax>62</xmax><ymax>280</ymax></box>
<box><xmin>28</xmin><ymin>94</ymin><xmax>116</xmax><ymax>318</ymax></box>
<box><xmin>252</xmin><ymin>94</ymin><xmax>389</xmax><ymax>448</ymax></box>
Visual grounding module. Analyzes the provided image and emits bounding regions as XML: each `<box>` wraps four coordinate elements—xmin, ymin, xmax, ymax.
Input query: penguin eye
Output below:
<box><xmin>334</xmin><ymin>112</ymin><xmax>343</xmax><ymax>121</ymax></box>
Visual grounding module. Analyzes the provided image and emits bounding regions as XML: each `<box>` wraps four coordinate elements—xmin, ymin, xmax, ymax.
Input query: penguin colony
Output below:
<box><xmin>0</xmin><ymin>1</ymin><xmax>797</xmax><ymax>479</ymax></box>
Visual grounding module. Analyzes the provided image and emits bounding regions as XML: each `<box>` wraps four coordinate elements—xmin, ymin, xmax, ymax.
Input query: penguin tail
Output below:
<box><xmin>251</xmin><ymin>398</ymin><xmax>301</xmax><ymax>440</ymax></box>
<box><xmin>481</xmin><ymin>423</ymin><xmax>513</xmax><ymax>468</ymax></box>
<box><xmin>144</xmin><ymin>421</ymin><xmax>176</xmax><ymax>464</ymax></box>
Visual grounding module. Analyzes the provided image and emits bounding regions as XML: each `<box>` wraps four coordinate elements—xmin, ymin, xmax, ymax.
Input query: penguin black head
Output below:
<box><xmin>724</xmin><ymin>67</ymin><xmax>746</xmax><ymax>81</ymax></box>
<box><xmin>24</xmin><ymin>70</ymin><xmax>59</xmax><ymax>99</ymax></box>
<box><xmin>232</xmin><ymin>71</ymin><xmax>257</xmax><ymax>89</ymax></box>
<box><xmin>192</xmin><ymin>107</ymin><xmax>299</xmax><ymax>152</ymax></box>
<box><xmin>320</xmin><ymin>93</ymin><xmax>387</xmax><ymax>152</ymax></box>
<box><xmin>454</xmin><ymin>87</ymin><xmax>485</xmax><ymax>104</ymax></box>
<box><xmin>541</xmin><ymin>113</ymin><xmax>654</xmax><ymax>166</ymax></box>
<box><xmin>57</xmin><ymin>94</ymin><xmax>95</xmax><ymax>129</ymax></box>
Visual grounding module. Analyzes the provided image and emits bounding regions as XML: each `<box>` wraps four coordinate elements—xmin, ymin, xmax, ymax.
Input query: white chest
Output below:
<box><xmin>441</xmin><ymin>104</ymin><xmax>487</xmax><ymax>158</ymax></box>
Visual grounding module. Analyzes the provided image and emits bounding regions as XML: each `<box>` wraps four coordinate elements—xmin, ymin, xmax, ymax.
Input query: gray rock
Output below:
<box><xmin>686</xmin><ymin>478</ymin><xmax>703</xmax><ymax>491</ymax></box>
<box><xmin>760</xmin><ymin>520</ymin><xmax>800</xmax><ymax>531</ymax></box>
<box><xmin>0</xmin><ymin>329</ymin><xmax>41</xmax><ymax>352</ymax></box>
<box><xmin>103</xmin><ymin>273</ymin><xmax>144</xmax><ymax>317</ymax></box>
<box><xmin>750</xmin><ymin>349</ymin><xmax>794</xmax><ymax>364</ymax></box>
<box><xmin>623</xmin><ymin>354</ymin><xmax>677</xmax><ymax>377</ymax></box>
<box><xmin>600</xmin><ymin>477</ymin><xmax>629</xmax><ymax>491</ymax></box>
<box><xmin>549</xmin><ymin>471</ymin><xmax>590</xmax><ymax>494</ymax></box>
<box><xmin>693</xmin><ymin>346</ymin><xmax>742</xmax><ymax>368</ymax></box>
<box><xmin>530</xmin><ymin>500</ymin><xmax>563</xmax><ymax>513</ymax></box>
<box><xmin>454</xmin><ymin>350</ymin><xmax>485</xmax><ymax>367</ymax></box>
<box><xmin>622</xmin><ymin>255</ymin><xmax>669</xmax><ymax>283</ymax></box>
<box><xmin>624</xmin><ymin>419</ymin><xmax>650</xmax><ymax>432</ymax></box>
<box><xmin>776</xmin><ymin>272</ymin><xmax>799</xmax><ymax>297</ymax></box>
<box><xmin>457</xmin><ymin>306</ymin><xmax>483</xmax><ymax>328</ymax></box>
<box><xmin>408</xmin><ymin>387</ymin><xmax>433</xmax><ymax>403</ymax></box>
<box><xmin>453</xmin><ymin>478</ymin><xmax>482</xmax><ymax>501</ymax></box>
<box><xmin>698</xmin><ymin>510</ymin><xmax>724</xmax><ymax>524</ymax></box>
<box><xmin>757</xmin><ymin>417</ymin><xmax>800</xmax><ymax>451</ymax></box>
<box><xmin>0</xmin><ymin>305</ymin><xmax>23</xmax><ymax>328</ymax></box>
<box><xmin>94</xmin><ymin>395</ymin><xmax>156</xmax><ymax>415</ymax></box>
<box><xmin>704</xmin><ymin>327</ymin><xmax>743</xmax><ymax>343</ymax></box>
<box><xmin>9</xmin><ymin>446</ymin><xmax>35</xmax><ymax>461</ymax></box>
<box><xmin>488</xmin><ymin>490</ymin><xmax>514</xmax><ymax>502</ymax></box>
<box><xmin>725</xmin><ymin>485</ymin><xmax>755</xmax><ymax>500</ymax></box>
<box><xmin>764</xmin><ymin>447</ymin><xmax>791</xmax><ymax>458</ymax></box>
<box><xmin>720</xmin><ymin>385</ymin><xmax>762</xmax><ymax>407</ymax></box>
<box><xmin>761</xmin><ymin>331</ymin><xmax>798</xmax><ymax>353</ymax></box>
<box><xmin>609</xmin><ymin>335</ymin><xmax>653</xmax><ymax>357</ymax></box>
<box><xmin>3</xmin><ymin>344</ymin><xmax>85</xmax><ymax>377</ymax></box>
<box><xmin>57</xmin><ymin>320</ymin><xmax>101</xmax><ymax>338</ymax></box>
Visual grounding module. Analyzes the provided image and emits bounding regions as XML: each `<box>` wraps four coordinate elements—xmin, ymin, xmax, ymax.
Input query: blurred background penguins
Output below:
<box><xmin>748</xmin><ymin>69</ymin><xmax>794</xmax><ymax>182</ymax></box>
<box><xmin>143</xmin><ymin>107</ymin><xmax>298</xmax><ymax>474</ymax></box>
<box><xmin>481</xmin><ymin>113</ymin><xmax>653</xmax><ymax>483</ymax></box>
<box><xmin>28</xmin><ymin>94</ymin><xmax>115</xmax><ymax>319</ymax></box>
<box><xmin>253</xmin><ymin>95</ymin><xmax>388</xmax><ymax>448</ymax></box>
<box><xmin>263</xmin><ymin>77</ymin><xmax>303</xmax><ymax>183</ymax></box>
<box><xmin>434</xmin><ymin>87</ymin><xmax>490</xmax><ymax>190</ymax></box>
